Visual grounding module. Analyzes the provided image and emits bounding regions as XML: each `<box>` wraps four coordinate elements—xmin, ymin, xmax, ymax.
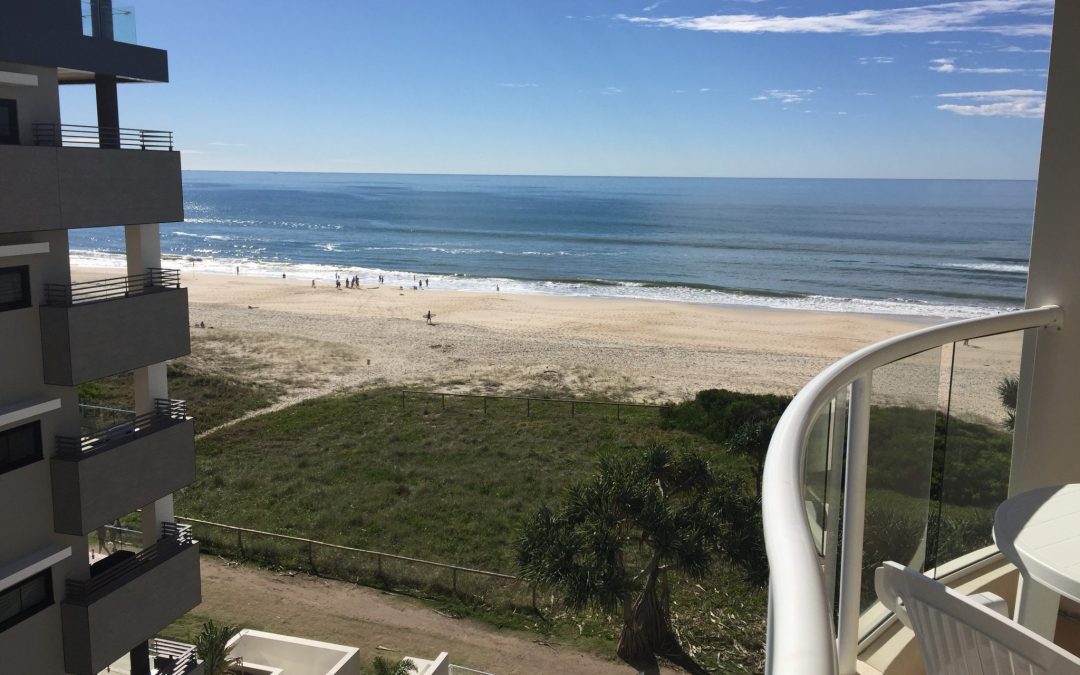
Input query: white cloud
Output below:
<box><xmin>497</xmin><ymin>82</ymin><xmax>538</xmax><ymax>88</ymax></box>
<box><xmin>937</xmin><ymin>88</ymin><xmax>1044</xmax><ymax>98</ymax></box>
<box><xmin>615</xmin><ymin>0</ymin><xmax>1053</xmax><ymax>37</ymax></box>
<box><xmin>602</xmin><ymin>86</ymin><xmax>624</xmax><ymax>95</ymax></box>
<box><xmin>642</xmin><ymin>2</ymin><xmax>663</xmax><ymax>11</ymax></box>
<box><xmin>207</xmin><ymin>141</ymin><xmax>246</xmax><ymax>147</ymax></box>
<box><xmin>699</xmin><ymin>87</ymin><xmax>711</xmax><ymax>92</ymax></box>
<box><xmin>855</xmin><ymin>91</ymin><xmax>876</xmax><ymax>96</ymax></box>
<box><xmin>936</xmin><ymin>88</ymin><xmax>1044</xmax><ymax>117</ymax></box>
<box><xmin>999</xmin><ymin>44</ymin><xmax>1050</xmax><ymax>53</ymax></box>
<box><xmin>929</xmin><ymin>57</ymin><xmax>1022</xmax><ymax>73</ymax></box>
<box><xmin>858</xmin><ymin>56</ymin><xmax>894</xmax><ymax>64</ymax></box>
<box><xmin>753</xmin><ymin>88</ymin><xmax>817</xmax><ymax>104</ymax></box>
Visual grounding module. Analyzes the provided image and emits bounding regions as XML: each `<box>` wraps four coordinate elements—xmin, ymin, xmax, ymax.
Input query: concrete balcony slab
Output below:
<box><xmin>61</xmin><ymin>540</ymin><xmax>201</xmax><ymax>675</ymax></box>
<box><xmin>0</xmin><ymin>144</ymin><xmax>182</xmax><ymax>233</ymax></box>
<box><xmin>39</xmin><ymin>287</ymin><xmax>190</xmax><ymax>386</ymax></box>
<box><xmin>51</xmin><ymin>417</ymin><xmax>195</xmax><ymax>536</ymax></box>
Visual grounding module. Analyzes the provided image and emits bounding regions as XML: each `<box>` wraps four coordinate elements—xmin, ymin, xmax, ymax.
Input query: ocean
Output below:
<box><xmin>68</xmin><ymin>171</ymin><xmax>1034</xmax><ymax>319</ymax></box>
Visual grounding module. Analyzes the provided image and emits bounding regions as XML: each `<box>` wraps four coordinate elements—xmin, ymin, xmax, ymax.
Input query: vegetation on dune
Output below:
<box><xmin>76</xmin><ymin>359</ymin><xmax>279</xmax><ymax>432</ymax></box>
<box><xmin>998</xmin><ymin>375</ymin><xmax>1018</xmax><ymax>431</ymax></box>
<box><xmin>178</xmin><ymin>389</ymin><xmax>767</xmax><ymax>671</ymax></box>
<box><xmin>660</xmin><ymin>389</ymin><xmax>791</xmax><ymax>492</ymax></box>
<box><xmin>179</xmin><ymin>391</ymin><xmax>724</xmax><ymax>571</ymax></box>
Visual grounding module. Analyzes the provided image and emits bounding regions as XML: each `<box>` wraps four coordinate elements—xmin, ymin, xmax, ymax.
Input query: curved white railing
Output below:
<box><xmin>762</xmin><ymin>305</ymin><xmax>1064</xmax><ymax>675</ymax></box>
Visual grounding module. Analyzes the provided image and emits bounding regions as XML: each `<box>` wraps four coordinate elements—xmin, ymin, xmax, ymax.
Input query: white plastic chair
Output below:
<box><xmin>875</xmin><ymin>561</ymin><xmax>1080</xmax><ymax>675</ymax></box>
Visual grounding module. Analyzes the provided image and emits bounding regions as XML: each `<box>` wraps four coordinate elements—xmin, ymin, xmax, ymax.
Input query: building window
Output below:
<box><xmin>0</xmin><ymin>266</ymin><xmax>30</xmax><ymax>312</ymax></box>
<box><xmin>0</xmin><ymin>421</ymin><xmax>42</xmax><ymax>475</ymax></box>
<box><xmin>0</xmin><ymin>99</ymin><xmax>17</xmax><ymax>145</ymax></box>
<box><xmin>0</xmin><ymin>569</ymin><xmax>53</xmax><ymax>633</ymax></box>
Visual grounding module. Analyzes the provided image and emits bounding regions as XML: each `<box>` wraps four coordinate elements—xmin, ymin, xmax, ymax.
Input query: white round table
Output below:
<box><xmin>994</xmin><ymin>483</ymin><xmax>1080</xmax><ymax>639</ymax></box>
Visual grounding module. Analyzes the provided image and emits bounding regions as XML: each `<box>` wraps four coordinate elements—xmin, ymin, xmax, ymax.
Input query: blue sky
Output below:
<box><xmin>60</xmin><ymin>1</ymin><xmax>1054</xmax><ymax>179</ymax></box>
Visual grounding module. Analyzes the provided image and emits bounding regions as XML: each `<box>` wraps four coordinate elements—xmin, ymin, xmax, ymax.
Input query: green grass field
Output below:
<box><xmin>174</xmin><ymin>388</ymin><xmax>767</xmax><ymax>672</ymax></box>
<box><xmin>178</xmin><ymin>390</ymin><xmax>744</xmax><ymax>571</ymax></box>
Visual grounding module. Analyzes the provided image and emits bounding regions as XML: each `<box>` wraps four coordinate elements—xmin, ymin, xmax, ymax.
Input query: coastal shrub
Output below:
<box><xmin>660</xmin><ymin>389</ymin><xmax>791</xmax><ymax>489</ymax></box>
<box><xmin>998</xmin><ymin>375</ymin><xmax>1019</xmax><ymax>430</ymax></box>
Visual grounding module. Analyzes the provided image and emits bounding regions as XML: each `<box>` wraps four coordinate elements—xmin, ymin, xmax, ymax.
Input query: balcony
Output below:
<box><xmin>61</xmin><ymin>523</ymin><xmax>201</xmax><ymax>675</ymax></box>
<box><xmin>0</xmin><ymin>124</ymin><xmax>182</xmax><ymax>234</ymax></box>
<box><xmin>101</xmin><ymin>638</ymin><xmax>204</xmax><ymax>675</ymax></box>
<box><xmin>33</xmin><ymin>122</ymin><xmax>174</xmax><ymax>151</ymax></box>
<box><xmin>762</xmin><ymin>306</ymin><xmax>1065</xmax><ymax>674</ymax></box>
<box><xmin>39</xmin><ymin>269</ymin><xmax>191</xmax><ymax>386</ymax></box>
<box><xmin>51</xmin><ymin>399</ymin><xmax>195</xmax><ymax>536</ymax></box>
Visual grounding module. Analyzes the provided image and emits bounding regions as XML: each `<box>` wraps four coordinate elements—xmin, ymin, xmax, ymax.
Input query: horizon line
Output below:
<box><xmin>178</xmin><ymin>168</ymin><xmax>1038</xmax><ymax>182</ymax></box>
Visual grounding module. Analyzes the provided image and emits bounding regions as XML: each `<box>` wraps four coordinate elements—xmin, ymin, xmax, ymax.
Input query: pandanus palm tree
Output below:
<box><xmin>517</xmin><ymin>445</ymin><xmax>752</xmax><ymax>674</ymax></box>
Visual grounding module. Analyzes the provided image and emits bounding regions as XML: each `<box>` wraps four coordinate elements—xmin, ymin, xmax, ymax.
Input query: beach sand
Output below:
<box><xmin>73</xmin><ymin>266</ymin><xmax>1021</xmax><ymax>424</ymax></box>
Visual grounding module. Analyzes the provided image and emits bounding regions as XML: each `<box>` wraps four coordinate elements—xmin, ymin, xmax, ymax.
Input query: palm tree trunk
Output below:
<box><xmin>616</xmin><ymin>562</ymin><xmax>710</xmax><ymax>674</ymax></box>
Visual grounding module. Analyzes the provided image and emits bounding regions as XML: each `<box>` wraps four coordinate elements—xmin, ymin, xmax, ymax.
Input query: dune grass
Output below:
<box><xmin>174</xmin><ymin>388</ymin><xmax>767</xmax><ymax>672</ymax></box>
<box><xmin>178</xmin><ymin>389</ymin><xmax>737</xmax><ymax>571</ymax></box>
<box><xmin>77</xmin><ymin>359</ymin><xmax>280</xmax><ymax>433</ymax></box>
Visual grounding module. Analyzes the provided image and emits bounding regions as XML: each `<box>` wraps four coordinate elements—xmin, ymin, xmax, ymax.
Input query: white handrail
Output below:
<box><xmin>762</xmin><ymin>305</ymin><xmax>1064</xmax><ymax>675</ymax></box>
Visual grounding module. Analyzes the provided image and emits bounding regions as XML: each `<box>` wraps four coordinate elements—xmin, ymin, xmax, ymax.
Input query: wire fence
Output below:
<box><xmin>400</xmin><ymin>390</ymin><xmax>667</xmax><ymax>421</ymax></box>
<box><xmin>175</xmin><ymin>516</ymin><xmax>539</xmax><ymax>610</ymax></box>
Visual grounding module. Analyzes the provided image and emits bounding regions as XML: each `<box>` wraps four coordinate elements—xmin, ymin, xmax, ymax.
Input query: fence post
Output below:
<box><xmin>453</xmin><ymin>568</ymin><xmax>458</xmax><ymax>595</ymax></box>
<box><xmin>441</xmin><ymin>393</ymin><xmax>446</xmax><ymax>410</ymax></box>
<box><xmin>308</xmin><ymin>540</ymin><xmax>316</xmax><ymax>572</ymax></box>
<box><xmin>571</xmin><ymin>401</ymin><xmax>575</xmax><ymax>418</ymax></box>
<box><xmin>237</xmin><ymin>529</ymin><xmax>244</xmax><ymax>557</ymax></box>
<box><xmin>526</xmin><ymin>399</ymin><xmax>530</xmax><ymax>418</ymax></box>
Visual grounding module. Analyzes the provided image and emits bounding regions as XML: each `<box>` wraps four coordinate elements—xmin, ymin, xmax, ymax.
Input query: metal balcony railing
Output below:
<box><xmin>65</xmin><ymin>522</ymin><xmax>193</xmax><ymax>604</ymax></box>
<box><xmin>56</xmin><ymin>399</ymin><xmax>189</xmax><ymax>459</ymax></box>
<box><xmin>32</xmin><ymin>123</ymin><xmax>173</xmax><ymax>150</ymax></box>
<box><xmin>762</xmin><ymin>305</ymin><xmax>1064</xmax><ymax>675</ymax></box>
<box><xmin>43</xmin><ymin>268</ymin><xmax>180</xmax><ymax>306</ymax></box>
<box><xmin>150</xmin><ymin>637</ymin><xmax>198</xmax><ymax>674</ymax></box>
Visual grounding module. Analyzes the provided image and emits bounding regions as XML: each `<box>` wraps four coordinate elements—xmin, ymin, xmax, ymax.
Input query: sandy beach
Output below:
<box><xmin>73</xmin><ymin>266</ymin><xmax>1021</xmax><ymax>424</ymax></box>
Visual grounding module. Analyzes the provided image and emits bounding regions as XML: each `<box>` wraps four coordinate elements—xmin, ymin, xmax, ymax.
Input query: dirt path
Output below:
<box><xmin>194</xmin><ymin>556</ymin><xmax>660</xmax><ymax>674</ymax></box>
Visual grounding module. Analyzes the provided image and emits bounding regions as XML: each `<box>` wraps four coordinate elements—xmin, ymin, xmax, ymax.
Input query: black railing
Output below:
<box><xmin>32</xmin><ymin>123</ymin><xmax>173</xmax><ymax>150</ymax></box>
<box><xmin>150</xmin><ymin>638</ymin><xmax>199</xmax><ymax>674</ymax></box>
<box><xmin>56</xmin><ymin>399</ymin><xmax>189</xmax><ymax>459</ymax></box>
<box><xmin>43</xmin><ymin>268</ymin><xmax>180</xmax><ymax>306</ymax></box>
<box><xmin>65</xmin><ymin>522</ymin><xmax>193</xmax><ymax>603</ymax></box>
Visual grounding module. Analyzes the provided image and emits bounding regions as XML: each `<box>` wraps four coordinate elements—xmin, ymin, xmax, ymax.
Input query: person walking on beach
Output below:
<box><xmin>425</xmin><ymin>310</ymin><xmax>433</xmax><ymax>325</ymax></box>
<box><xmin>235</xmin><ymin>266</ymin><xmax>239</xmax><ymax>275</ymax></box>
<box><xmin>312</xmin><ymin>279</ymin><xmax>316</xmax><ymax>288</ymax></box>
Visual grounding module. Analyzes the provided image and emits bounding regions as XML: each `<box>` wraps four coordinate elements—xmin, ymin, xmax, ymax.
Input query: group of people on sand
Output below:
<box><xmin>308</xmin><ymin>271</ymin><xmax>434</xmax><ymax>290</ymax></box>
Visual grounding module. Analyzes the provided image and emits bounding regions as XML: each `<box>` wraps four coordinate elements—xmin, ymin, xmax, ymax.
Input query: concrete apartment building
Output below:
<box><xmin>0</xmin><ymin>1</ymin><xmax>201</xmax><ymax>673</ymax></box>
